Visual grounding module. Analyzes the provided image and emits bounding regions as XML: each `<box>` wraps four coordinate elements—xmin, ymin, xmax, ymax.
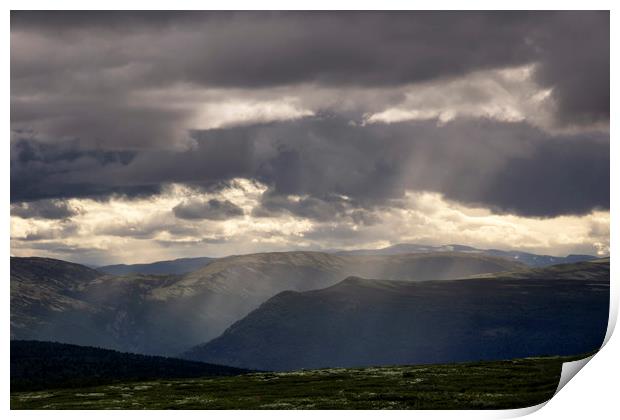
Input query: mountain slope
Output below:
<box><xmin>10</xmin><ymin>340</ymin><xmax>249</xmax><ymax>391</ymax></box>
<box><xmin>98</xmin><ymin>257</ymin><xmax>214</xmax><ymax>275</ymax></box>
<box><xmin>10</xmin><ymin>257</ymin><xmax>103</xmax><ymax>340</ymax></box>
<box><xmin>336</xmin><ymin>243</ymin><xmax>598</xmax><ymax>267</ymax></box>
<box><xmin>146</xmin><ymin>251</ymin><xmax>526</xmax><ymax>351</ymax></box>
<box><xmin>11</xmin><ymin>257</ymin><xmax>102</xmax><ymax>287</ymax></box>
<box><xmin>184</xmin><ymin>259</ymin><xmax>609</xmax><ymax>371</ymax></box>
<box><xmin>11</xmin><ymin>251</ymin><xmax>525</xmax><ymax>356</ymax></box>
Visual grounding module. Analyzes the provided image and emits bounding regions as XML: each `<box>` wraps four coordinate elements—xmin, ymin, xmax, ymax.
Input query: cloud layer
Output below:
<box><xmin>10</xmin><ymin>182</ymin><xmax>610</xmax><ymax>265</ymax></box>
<box><xmin>11</xmin><ymin>117</ymin><xmax>609</xmax><ymax>218</ymax></box>
<box><xmin>10</xmin><ymin>11</ymin><xmax>609</xmax><ymax>262</ymax></box>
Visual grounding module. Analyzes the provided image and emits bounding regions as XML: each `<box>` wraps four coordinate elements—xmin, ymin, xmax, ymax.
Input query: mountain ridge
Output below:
<box><xmin>334</xmin><ymin>243</ymin><xmax>598</xmax><ymax>267</ymax></box>
<box><xmin>183</xmin><ymin>259</ymin><xmax>609</xmax><ymax>371</ymax></box>
<box><xmin>98</xmin><ymin>257</ymin><xmax>215</xmax><ymax>276</ymax></box>
<box><xmin>87</xmin><ymin>243</ymin><xmax>600</xmax><ymax>276</ymax></box>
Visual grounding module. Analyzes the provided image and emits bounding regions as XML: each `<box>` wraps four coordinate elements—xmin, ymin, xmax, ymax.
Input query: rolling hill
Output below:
<box><xmin>183</xmin><ymin>259</ymin><xmax>609</xmax><ymax>371</ymax></box>
<box><xmin>11</xmin><ymin>252</ymin><xmax>525</xmax><ymax>356</ymax></box>
<box><xmin>98</xmin><ymin>257</ymin><xmax>215</xmax><ymax>276</ymax></box>
<box><xmin>11</xmin><ymin>257</ymin><xmax>103</xmax><ymax>340</ymax></box>
<box><xmin>10</xmin><ymin>340</ymin><xmax>249</xmax><ymax>392</ymax></box>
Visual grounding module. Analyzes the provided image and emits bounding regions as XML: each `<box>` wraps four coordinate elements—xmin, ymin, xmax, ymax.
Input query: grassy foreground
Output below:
<box><xmin>11</xmin><ymin>355</ymin><xmax>584</xmax><ymax>410</ymax></box>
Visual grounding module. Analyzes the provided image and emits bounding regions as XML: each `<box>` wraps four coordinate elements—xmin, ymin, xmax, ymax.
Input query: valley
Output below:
<box><xmin>9</xmin><ymin>250</ymin><xmax>610</xmax><ymax>410</ymax></box>
<box><xmin>11</xmin><ymin>250</ymin><xmax>528</xmax><ymax>355</ymax></box>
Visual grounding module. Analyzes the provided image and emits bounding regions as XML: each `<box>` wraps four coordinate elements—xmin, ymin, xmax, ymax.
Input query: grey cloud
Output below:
<box><xmin>11</xmin><ymin>117</ymin><xmax>609</xmax><ymax>218</ymax></box>
<box><xmin>156</xmin><ymin>237</ymin><xmax>229</xmax><ymax>248</ymax></box>
<box><xmin>252</xmin><ymin>191</ymin><xmax>348</xmax><ymax>220</ymax></box>
<box><xmin>11</xmin><ymin>11</ymin><xmax>609</xmax><ymax>152</ymax></box>
<box><xmin>449</xmin><ymin>137</ymin><xmax>610</xmax><ymax>217</ymax></box>
<box><xmin>252</xmin><ymin>190</ymin><xmax>382</xmax><ymax>226</ymax></box>
<box><xmin>9</xmin><ymin>11</ymin><xmax>609</xmax><ymax>223</ymax></box>
<box><xmin>301</xmin><ymin>224</ymin><xmax>375</xmax><ymax>245</ymax></box>
<box><xmin>10</xmin><ymin>138</ymin><xmax>160</xmax><ymax>202</ymax></box>
<box><xmin>532</xmin><ymin>11</ymin><xmax>609</xmax><ymax>125</ymax></box>
<box><xmin>98</xmin><ymin>224</ymin><xmax>163</xmax><ymax>240</ymax></box>
<box><xmin>22</xmin><ymin>223</ymin><xmax>79</xmax><ymax>241</ymax></box>
<box><xmin>246</xmin><ymin>117</ymin><xmax>609</xmax><ymax>218</ymax></box>
<box><xmin>11</xmin><ymin>92</ymin><xmax>191</xmax><ymax>149</ymax></box>
<box><xmin>11</xmin><ymin>11</ymin><xmax>534</xmax><ymax>89</ymax></box>
<box><xmin>350</xmin><ymin>210</ymin><xmax>382</xmax><ymax>226</ymax></box>
<box><xmin>173</xmin><ymin>199</ymin><xmax>244</xmax><ymax>220</ymax></box>
<box><xmin>96</xmin><ymin>219</ymin><xmax>210</xmax><ymax>240</ymax></box>
<box><xmin>589</xmin><ymin>220</ymin><xmax>609</xmax><ymax>238</ymax></box>
<box><xmin>11</xmin><ymin>199</ymin><xmax>80</xmax><ymax>220</ymax></box>
<box><xmin>12</xmin><ymin>240</ymin><xmax>104</xmax><ymax>263</ymax></box>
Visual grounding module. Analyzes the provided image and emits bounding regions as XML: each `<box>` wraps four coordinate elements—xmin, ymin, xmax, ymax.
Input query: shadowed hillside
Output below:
<box><xmin>10</xmin><ymin>340</ymin><xmax>249</xmax><ymax>392</ymax></box>
<box><xmin>184</xmin><ymin>259</ymin><xmax>609</xmax><ymax>371</ymax></box>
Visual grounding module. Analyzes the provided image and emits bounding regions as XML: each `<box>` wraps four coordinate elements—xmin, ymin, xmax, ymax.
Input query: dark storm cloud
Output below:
<box><xmin>446</xmin><ymin>137</ymin><xmax>611</xmax><ymax>217</ymax></box>
<box><xmin>11</xmin><ymin>11</ymin><xmax>609</xmax><ymax>151</ymax></box>
<box><xmin>532</xmin><ymin>12</ymin><xmax>609</xmax><ymax>125</ymax></box>
<box><xmin>10</xmin><ymin>138</ymin><xmax>160</xmax><ymax>202</ymax></box>
<box><xmin>251</xmin><ymin>190</ymin><xmax>382</xmax><ymax>226</ymax></box>
<box><xmin>11</xmin><ymin>199</ymin><xmax>80</xmax><ymax>220</ymax></box>
<box><xmin>173</xmin><ymin>199</ymin><xmax>245</xmax><ymax>220</ymax></box>
<box><xmin>11</xmin><ymin>117</ymin><xmax>609</xmax><ymax>218</ymax></box>
<box><xmin>10</xmin><ymin>127</ymin><xmax>257</xmax><ymax>203</ymax></box>
<box><xmin>11</xmin><ymin>11</ymin><xmax>534</xmax><ymax>89</ymax></box>
<box><xmin>11</xmin><ymin>95</ymin><xmax>190</xmax><ymax>150</ymax></box>
<box><xmin>10</xmin><ymin>11</ymin><xmax>609</xmax><ymax>221</ymax></box>
<box><xmin>251</xmin><ymin>191</ymin><xmax>348</xmax><ymax>220</ymax></box>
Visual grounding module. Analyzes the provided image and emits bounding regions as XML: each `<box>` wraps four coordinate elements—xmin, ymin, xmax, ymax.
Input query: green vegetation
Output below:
<box><xmin>11</xmin><ymin>354</ymin><xmax>586</xmax><ymax>410</ymax></box>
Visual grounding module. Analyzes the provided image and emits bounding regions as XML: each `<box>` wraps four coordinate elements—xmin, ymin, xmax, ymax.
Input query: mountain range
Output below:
<box><xmin>184</xmin><ymin>259</ymin><xmax>609</xmax><ymax>371</ymax></box>
<box><xmin>334</xmin><ymin>243</ymin><xmax>598</xmax><ymax>267</ymax></box>
<box><xmin>90</xmin><ymin>245</ymin><xmax>598</xmax><ymax>276</ymax></box>
<box><xmin>11</xmin><ymin>251</ymin><xmax>525</xmax><ymax>355</ymax></box>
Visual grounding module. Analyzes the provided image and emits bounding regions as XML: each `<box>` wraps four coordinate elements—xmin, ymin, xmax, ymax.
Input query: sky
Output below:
<box><xmin>10</xmin><ymin>11</ymin><xmax>610</xmax><ymax>265</ymax></box>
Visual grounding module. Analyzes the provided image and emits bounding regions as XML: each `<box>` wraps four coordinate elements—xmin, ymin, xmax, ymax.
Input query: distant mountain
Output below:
<box><xmin>11</xmin><ymin>252</ymin><xmax>524</xmax><ymax>356</ymax></box>
<box><xmin>184</xmin><ymin>259</ymin><xmax>609</xmax><ymax>371</ymax></box>
<box><xmin>335</xmin><ymin>244</ymin><xmax>598</xmax><ymax>267</ymax></box>
<box><xmin>11</xmin><ymin>340</ymin><xmax>249</xmax><ymax>391</ymax></box>
<box><xmin>98</xmin><ymin>257</ymin><xmax>215</xmax><ymax>275</ymax></box>
<box><xmin>335</xmin><ymin>243</ymin><xmax>477</xmax><ymax>255</ymax></box>
<box><xmin>155</xmin><ymin>251</ymin><xmax>525</xmax><ymax>300</ymax></box>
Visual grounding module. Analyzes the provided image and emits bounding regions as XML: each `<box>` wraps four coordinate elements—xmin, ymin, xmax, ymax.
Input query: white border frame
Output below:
<box><xmin>3</xmin><ymin>3</ymin><xmax>616</xmax><ymax>419</ymax></box>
